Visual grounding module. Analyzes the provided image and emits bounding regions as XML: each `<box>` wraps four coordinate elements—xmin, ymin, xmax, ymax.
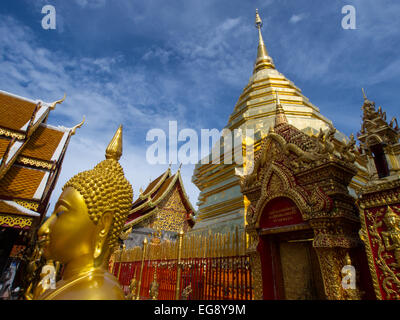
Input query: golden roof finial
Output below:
<box><xmin>49</xmin><ymin>93</ymin><xmax>66</xmax><ymax>110</ymax></box>
<box><xmin>70</xmin><ymin>115</ymin><xmax>85</xmax><ymax>136</ymax></box>
<box><xmin>253</xmin><ymin>9</ymin><xmax>275</xmax><ymax>73</ymax></box>
<box><xmin>362</xmin><ymin>88</ymin><xmax>367</xmax><ymax>101</ymax></box>
<box><xmin>105</xmin><ymin>125</ymin><xmax>123</xmax><ymax>161</ymax></box>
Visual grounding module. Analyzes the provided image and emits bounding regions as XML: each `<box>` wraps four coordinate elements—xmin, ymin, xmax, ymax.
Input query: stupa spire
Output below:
<box><xmin>253</xmin><ymin>9</ymin><xmax>275</xmax><ymax>73</ymax></box>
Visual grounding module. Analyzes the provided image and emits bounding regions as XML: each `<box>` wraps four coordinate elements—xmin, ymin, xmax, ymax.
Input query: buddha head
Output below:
<box><xmin>38</xmin><ymin>126</ymin><xmax>133</xmax><ymax>269</ymax></box>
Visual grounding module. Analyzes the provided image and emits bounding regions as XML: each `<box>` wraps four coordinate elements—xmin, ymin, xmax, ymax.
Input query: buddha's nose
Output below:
<box><xmin>38</xmin><ymin>215</ymin><xmax>53</xmax><ymax>239</ymax></box>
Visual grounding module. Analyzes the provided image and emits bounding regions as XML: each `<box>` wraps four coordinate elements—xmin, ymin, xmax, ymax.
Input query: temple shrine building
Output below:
<box><xmin>189</xmin><ymin>10</ymin><xmax>400</xmax><ymax>300</ymax></box>
<box><xmin>0</xmin><ymin>90</ymin><xmax>79</xmax><ymax>290</ymax></box>
<box><xmin>123</xmin><ymin>167</ymin><xmax>195</xmax><ymax>247</ymax></box>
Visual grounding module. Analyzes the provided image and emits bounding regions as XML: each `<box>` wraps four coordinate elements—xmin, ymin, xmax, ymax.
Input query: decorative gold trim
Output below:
<box><xmin>358</xmin><ymin>206</ymin><xmax>383</xmax><ymax>299</ymax></box>
<box><xmin>0</xmin><ymin>128</ymin><xmax>25</xmax><ymax>140</ymax></box>
<box><xmin>14</xmin><ymin>200</ymin><xmax>39</xmax><ymax>212</ymax></box>
<box><xmin>0</xmin><ymin>214</ymin><xmax>33</xmax><ymax>228</ymax></box>
<box><xmin>17</xmin><ymin>156</ymin><xmax>53</xmax><ymax>170</ymax></box>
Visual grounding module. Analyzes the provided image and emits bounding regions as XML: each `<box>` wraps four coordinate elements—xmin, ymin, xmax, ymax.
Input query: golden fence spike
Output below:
<box><xmin>226</xmin><ymin>232</ymin><xmax>230</xmax><ymax>256</ymax></box>
<box><xmin>216</xmin><ymin>234</ymin><xmax>219</xmax><ymax>258</ymax></box>
<box><xmin>224</xmin><ymin>233</ymin><xmax>228</xmax><ymax>258</ymax></box>
<box><xmin>235</xmin><ymin>226</ymin><xmax>239</xmax><ymax>256</ymax></box>
<box><xmin>218</xmin><ymin>234</ymin><xmax>222</xmax><ymax>258</ymax></box>
<box><xmin>214</xmin><ymin>234</ymin><xmax>218</xmax><ymax>258</ymax></box>
<box><xmin>191</xmin><ymin>235</ymin><xmax>195</xmax><ymax>258</ymax></box>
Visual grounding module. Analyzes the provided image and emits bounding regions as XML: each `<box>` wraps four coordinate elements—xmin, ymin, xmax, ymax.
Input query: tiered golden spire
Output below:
<box><xmin>274</xmin><ymin>90</ymin><xmax>287</xmax><ymax>126</ymax></box>
<box><xmin>254</xmin><ymin>9</ymin><xmax>275</xmax><ymax>73</ymax></box>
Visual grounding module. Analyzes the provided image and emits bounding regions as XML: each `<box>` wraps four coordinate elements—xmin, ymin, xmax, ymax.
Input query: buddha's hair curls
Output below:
<box><xmin>63</xmin><ymin>159</ymin><xmax>133</xmax><ymax>249</ymax></box>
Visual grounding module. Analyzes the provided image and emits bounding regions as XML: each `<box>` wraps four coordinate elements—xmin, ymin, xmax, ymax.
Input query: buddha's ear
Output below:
<box><xmin>93</xmin><ymin>210</ymin><xmax>113</xmax><ymax>260</ymax></box>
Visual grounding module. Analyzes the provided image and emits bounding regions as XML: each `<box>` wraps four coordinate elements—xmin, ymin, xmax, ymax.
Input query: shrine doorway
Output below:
<box><xmin>257</xmin><ymin>197</ymin><xmax>325</xmax><ymax>300</ymax></box>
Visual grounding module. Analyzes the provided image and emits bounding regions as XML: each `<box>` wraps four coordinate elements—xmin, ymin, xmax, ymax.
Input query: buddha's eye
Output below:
<box><xmin>56</xmin><ymin>211</ymin><xmax>65</xmax><ymax>218</ymax></box>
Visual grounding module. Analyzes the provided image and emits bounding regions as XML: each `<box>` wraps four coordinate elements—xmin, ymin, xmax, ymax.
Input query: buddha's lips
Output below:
<box><xmin>38</xmin><ymin>236</ymin><xmax>49</xmax><ymax>246</ymax></box>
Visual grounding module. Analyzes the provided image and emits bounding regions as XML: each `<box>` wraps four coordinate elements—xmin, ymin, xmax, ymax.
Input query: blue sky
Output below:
<box><xmin>1</xmin><ymin>0</ymin><xmax>400</xmax><ymax>214</ymax></box>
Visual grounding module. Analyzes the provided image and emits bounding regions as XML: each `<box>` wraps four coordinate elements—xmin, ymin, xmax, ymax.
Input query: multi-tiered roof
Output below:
<box><xmin>0</xmin><ymin>90</ymin><xmax>82</xmax><ymax>229</ymax></box>
<box><xmin>124</xmin><ymin>167</ymin><xmax>195</xmax><ymax>233</ymax></box>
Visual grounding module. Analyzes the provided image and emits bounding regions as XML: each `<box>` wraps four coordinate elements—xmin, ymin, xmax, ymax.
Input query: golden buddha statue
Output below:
<box><xmin>35</xmin><ymin>125</ymin><xmax>133</xmax><ymax>300</ymax></box>
<box><xmin>149</xmin><ymin>269</ymin><xmax>159</xmax><ymax>300</ymax></box>
<box><xmin>126</xmin><ymin>276</ymin><xmax>137</xmax><ymax>300</ymax></box>
<box><xmin>382</xmin><ymin>206</ymin><xmax>400</xmax><ymax>268</ymax></box>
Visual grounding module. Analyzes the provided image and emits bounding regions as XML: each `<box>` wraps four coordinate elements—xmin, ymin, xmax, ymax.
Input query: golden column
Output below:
<box><xmin>175</xmin><ymin>229</ymin><xmax>184</xmax><ymax>300</ymax></box>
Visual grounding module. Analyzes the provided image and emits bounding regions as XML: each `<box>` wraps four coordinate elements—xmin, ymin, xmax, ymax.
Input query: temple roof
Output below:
<box><xmin>0</xmin><ymin>166</ymin><xmax>49</xmax><ymax>200</ymax></box>
<box><xmin>357</xmin><ymin>89</ymin><xmax>400</xmax><ymax>148</ymax></box>
<box><xmin>20</xmin><ymin>124</ymin><xmax>68</xmax><ymax>161</ymax></box>
<box><xmin>0</xmin><ymin>90</ymin><xmax>43</xmax><ymax>132</ymax></box>
<box><xmin>125</xmin><ymin>168</ymin><xmax>195</xmax><ymax>229</ymax></box>
<box><xmin>0</xmin><ymin>89</ymin><xmax>80</xmax><ymax>229</ymax></box>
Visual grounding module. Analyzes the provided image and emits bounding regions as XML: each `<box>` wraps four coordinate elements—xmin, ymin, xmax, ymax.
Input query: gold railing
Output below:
<box><xmin>110</xmin><ymin>228</ymin><xmax>253</xmax><ymax>300</ymax></box>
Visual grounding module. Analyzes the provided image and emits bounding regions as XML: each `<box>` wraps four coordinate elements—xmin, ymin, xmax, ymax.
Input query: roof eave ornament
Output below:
<box><xmin>70</xmin><ymin>115</ymin><xmax>85</xmax><ymax>136</ymax></box>
<box><xmin>49</xmin><ymin>93</ymin><xmax>66</xmax><ymax>110</ymax></box>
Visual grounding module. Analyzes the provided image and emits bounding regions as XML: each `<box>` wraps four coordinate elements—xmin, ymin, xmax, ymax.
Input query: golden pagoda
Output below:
<box><xmin>191</xmin><ymin>9</ymin><xmax>368</xmax><ymax>235</ymax></box>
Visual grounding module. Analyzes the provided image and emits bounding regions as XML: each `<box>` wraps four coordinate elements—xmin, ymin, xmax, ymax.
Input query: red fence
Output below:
<box><xmin>112</xmin><ymin>256</ymin><xmax>252</xmax><ymax>300</ymax></box>
<box><xmin>110</xmin><ymin>229</ymin><xmax>254</xmax><ymax>300</ymax></box>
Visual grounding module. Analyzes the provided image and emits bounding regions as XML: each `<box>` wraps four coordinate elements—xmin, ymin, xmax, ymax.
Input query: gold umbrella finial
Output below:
<box><xmin>253</xmin><ymin>9</ymin><xmax>274</xmax><ymax>72</ymax></box>
<box><xmin>106</xmin><ymin>125</ymin><xmax>123</xmax><ymax>161</ymax></box>
<box><xmin>255</xmin><ymin>8</ymin><xmax>263</xmax><ymax>29</ymax></box>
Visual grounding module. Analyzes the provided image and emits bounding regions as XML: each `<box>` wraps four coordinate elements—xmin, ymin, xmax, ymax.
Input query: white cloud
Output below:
<box><xmin>289</xmin><ymin>13</ymin><xmax>308</xmax><ymax>24</ymax></box>
<box><xmin>75</xmin><ymin>0</ymin><xmax>107</xmax><ymax>9</ymax></box>
<box><xmin>0</xmin><ymin>14</ymin><xmax>202</xmax><ymax>214</ymax></box>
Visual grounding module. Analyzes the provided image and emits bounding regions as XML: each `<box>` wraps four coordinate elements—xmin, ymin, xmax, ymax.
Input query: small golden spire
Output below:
<box><xmin>106</xmin><ymin>125</ymin><xmax>123</xmax><ymax>161</ymax></box>
<box><xmin>274</xmin><ymin>90</ymin><xmax>287</xmax><ymax>126</ymax></box>
<box><xmin>253</xmin><ymin>9</ymin><xmax>275</xmax><ymax>73</ymax></box>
